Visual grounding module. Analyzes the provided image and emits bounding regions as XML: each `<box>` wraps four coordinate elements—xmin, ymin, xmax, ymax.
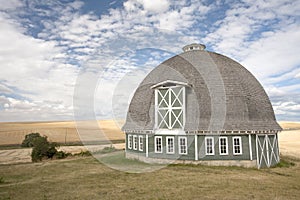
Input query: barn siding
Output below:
<box><xmin>147</xmin><ymin>135</ymin><xmax>195</xmax><ymax>160</ymax></box>
<box><xmin>197</xmin><ymin>135</ymin><xmax>250</xmax><ymax>161</ymax></box>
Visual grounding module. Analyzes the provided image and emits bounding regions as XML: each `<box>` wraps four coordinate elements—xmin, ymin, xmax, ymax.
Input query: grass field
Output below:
<box><xmin>0</xmin><ymin>121</ymin><xmax>300</xmax><ymax>199</ymax></box>
<box><xmin>0</xmin><ymin>153</ymin><xmax>299</xmax><ymax>200</ymax></box>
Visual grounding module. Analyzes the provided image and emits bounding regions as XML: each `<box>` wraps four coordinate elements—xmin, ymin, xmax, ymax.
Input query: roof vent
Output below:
<box><xmin>182</xmin><ymin>43</ymin><xmax>206</xmax><ymax>52</ymax></box>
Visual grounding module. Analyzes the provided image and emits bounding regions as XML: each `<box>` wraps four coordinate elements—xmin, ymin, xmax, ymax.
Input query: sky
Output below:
<box><xmin>0</xmin><ymin>0</ymin><xmax>300</xmax><ymax>122</ymax></box>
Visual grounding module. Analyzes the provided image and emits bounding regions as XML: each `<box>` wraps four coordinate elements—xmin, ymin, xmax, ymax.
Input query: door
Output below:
<box><xmin>256</xmin><ymin>134</ymin><xmax>279</xmax><ymax>168</ymax></box>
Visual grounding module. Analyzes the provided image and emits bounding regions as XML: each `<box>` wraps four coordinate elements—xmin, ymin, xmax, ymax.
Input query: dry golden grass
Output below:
<box><xmin>0</xmin><ymin>120</ymin><xmax>124</xmax><ymax>146</ymax></box>
<box><xmin>0</xmin><ymin>155</ymin><xmax>299</xmax><ymax>199</ymax></box>
<box><xmin>278</xmin><ymin>121</ymin><xmax>300</xmax><ymax>130</ymax></box>
<box><xmin>0</xmin><ymin>120</ymin><xmax>299</xmax><ymax>160</ymax></box>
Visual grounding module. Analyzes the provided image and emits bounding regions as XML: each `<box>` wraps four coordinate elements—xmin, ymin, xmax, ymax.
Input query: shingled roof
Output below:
<box><xmin>122</xmin><ymin>46</ymin><xmax>282</xmax><ymax>133</ymax></box>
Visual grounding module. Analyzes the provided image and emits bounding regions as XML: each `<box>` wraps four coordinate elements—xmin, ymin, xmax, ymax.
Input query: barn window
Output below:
<box><xmin>233</xmin><ymin>137</ymin><xmax>242</xmax><ymax>155</ymax></box>
<box><xmin>155</xmin><ymin>136</ymin><xmax>162</xmax><ymax>153</ymax></box>
<box><xmin>139</xmin><ymin>135</ymin><xmax>143</xmax><ymax>151</ymax></box>
<box><xmin>133</xmin><ymin>135</ymin><xmax>137</xmax><ymax>150</ymax></box>
<box><xmin>166</xmin><ymin>136</ymin><xmax>175</xmax><ymax>154</ymax></box>
<box><xmin>128</xmin><ymin>134</ymin><xmax>132</xmax><ymax>149</ymax></box>
<box><xmin>205</xmin><ymin>137</ymin><xmax>214</xmax><ymax>155</ymax></box>
<box><xmin>219</xmin><ymin>137</ymin><xmax>228</xmax><ymax>155</ymax></box>
<box><xmin>155</xmin><ymin>86</ymin><xmax>185</xmax><ymax>130</ymax></box>
<box><xmin>179</xmin><ymin>137</ymin><xmax>187</xmax><ymax>155</ymax></box>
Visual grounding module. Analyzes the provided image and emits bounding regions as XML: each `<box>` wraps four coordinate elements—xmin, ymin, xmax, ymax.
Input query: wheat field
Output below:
<box><xmin>0</xmin><ymin>120</ymin><xmax>125</xmax><ymax>146</ymax></box>
<box><xmin>0</xmin><ymin>120</ymin><xmax>299</xmax><ymax>158</ymax></box>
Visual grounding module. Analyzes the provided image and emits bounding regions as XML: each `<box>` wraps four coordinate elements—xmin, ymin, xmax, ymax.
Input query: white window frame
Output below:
<box><xmin>232</xmin><ymin>136</ymin><xmax>242</xmax><ymax>155</ymax></box>
<box><xmin>128</xmin><ymin>134</ymin><xmax>132</xmax><ymax>149</ymax></box>
<box><xmin>178</xmin><ymin>137</ymin><xmax>187</xmax><ymax>155</ymax></box>
<box><xmin>219</xmin><ymin>137</ymin><xmax>228</xmax><ymax>155</ymax></box>
<box><xmin>155</xmin><ymin>86</ymin><xmax>185</xmax><ymax>130</ymax></box>
<box><xmin>138</xmin><ymin>135</ymin><xmax>143</xmax><ymax>151</ymax></box>
<box><xmin>154</xmin><ymin>136</ymin><xmax>163</xmax><ymax>153</ymax></box>
<box><xmin>133</xmin><ymin>135</ymin><xmax>137</xmax><ymax>150</ymax></box>
<box><xmin>205</xmin><ymin>137</ymin><xmax>214</xmax><ymax>155</ymax></box>
<box><xmin>166</xmin><ymin>136</ymin><xmax>175</xmax><ymax>154</ymax></box>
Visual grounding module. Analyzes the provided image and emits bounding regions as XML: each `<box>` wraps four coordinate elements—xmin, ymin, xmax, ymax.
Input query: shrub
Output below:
<box><xmin>30</xmin><ymin>136</ymin><xmax>60</xmax><ymax>162</ymax></box>
<box><xmin>55</xmin><ymin>151</ymin><xmax>70</xmax><ymax>159</ymax></box>
<box><xmin>21</xmin><ymin>133</ymin><xmax>41</xmax><ymax>147</ymax></box>
<box><xmin>0</xmin><ymin>177</ymin><xmax>4</xmax><ymax>184</ymax></box>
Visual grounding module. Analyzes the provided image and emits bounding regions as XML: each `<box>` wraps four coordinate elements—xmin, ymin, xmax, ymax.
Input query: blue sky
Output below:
<box><xmin>0</xmin><ymin>0</ymin><xmax>300</xmax><ymax>122</ymax></box>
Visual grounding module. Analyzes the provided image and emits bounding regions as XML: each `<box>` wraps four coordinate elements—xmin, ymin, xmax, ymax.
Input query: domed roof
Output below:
<box><xmin>123</xmin><ymin>45</ymin><xmax>281</xmax><ymax>132</ymax></box>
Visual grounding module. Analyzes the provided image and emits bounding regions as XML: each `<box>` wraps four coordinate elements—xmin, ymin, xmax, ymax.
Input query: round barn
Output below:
<box><xmin>122</xmin><ymin>43</ymin><xmax>282</xmax><ymax>168</ymax></box>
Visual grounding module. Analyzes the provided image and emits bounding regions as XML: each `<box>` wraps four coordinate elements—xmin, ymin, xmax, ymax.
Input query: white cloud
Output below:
<box><xmin>137</xmin><ymin>0</ymin><xmax>170</xmax><ymax>13</ymax></box>
<box><xmin>0</xmin><ymin>0</ymin><xmax>299</xmax><ymax>122</ymax></box>
<box><xmin>0</xmin><ymin>84</ymin><xmax>13</xmax><ymax>94</ymax></box>
<box><xmin>0</xmin><ymin>0</ymin><xmax>24</xmax><ymax>11</ymax></box>
<box><xmin>241</xmin><ymin>24</ymin><xmax>300</xmax><ymax>80</ymax></box>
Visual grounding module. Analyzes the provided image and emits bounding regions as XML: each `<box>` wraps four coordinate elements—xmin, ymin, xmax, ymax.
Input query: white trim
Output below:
<box><xmin>151</xmin><ymin>80</ymin><xmax>191</xmax><ymax>89</ymax></box>
<box><xmin>146</xmin><ymin>134</ymin><xmax>149</xmax><ymax>157</ymax></box>
<box><xmin>256</xmin><ymin>135</ymin><xmax>259</xmax><ymax>168</ymax></box>
<box><xmin>156</xmin><ymin>86</ymin><xmax>185</xmax><ymax>130</ymax></box>
<box><xmin>133</xmin><ymin>135</ymin><xmax>137</xmax><ymax>150</ymax></box>
<box><xmin>265</xmin><ymin>135</ymin><xmax>270</xmax><ymax>167</ymax></box>
<box><xmin>267</xmin><ymin>134</ymin><xmax>279</xmax><ymax>166</ymax></box>
<box><xmin>249</xmin><ymin>134</ymin><xmax>253</xmax><ymax>160</ymax></box>
<box><xmin>232</xmin><ymin>136</ymin><xmax>242</xmax><ymax>155</ymax></box>
<box><xmin>256</xmin><ymin>134</ymin><xmax>279</xmax><ymax>168</ymax></box>
<box><xmin>154</xmin><ymin>136</ymin><xmax>163</xmax><ymax>153</ymax></box>
<box><xmin>219</xmin><ymin>137</ymin><xmax>228</xmax><ymax>155</ymax></box>
<box><xmin>178</xmin><ymin>136</ymin><xmax>187</xmax><ymax>155</ymax></box>
<box><xmin>195</xmin><ymin>135</ymin><xmax>198</xmax><ymax>160</ymax></box>
<box><xmin>205</xmin><ymin>137</ymin><xmax>215</xmax><ymax>155</ymax></box>
<box><xmin>256</xmin><ymin>134</ymin><xmax>268</xmax><ymax>169</ymax></box>
<box><xmin>166</xmin><ymin>136</ymin><xmax>175</xmax><ymax>154</ymax></box>
<box><xmin>182</xmin><ymin>87</ymin><xmax>186</xmax><ymax>128</ymax></box>
<box><xmin>154</xmin><ymin>89</ymin><xmax>158</xmax><ymax>130</ymax></box>
<box><xmin>128</xmin><ymin>134</ymin><xmax>132</xmax><ymax>149</ymax></box>
<box><xmin>138</xmin><ymin>135</ymin><xmax>143</xmax><ymax>151</ymax></box>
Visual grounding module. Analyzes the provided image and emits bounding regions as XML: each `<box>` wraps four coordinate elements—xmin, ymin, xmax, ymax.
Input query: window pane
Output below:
<box><xmin>179</xmin><ymin>137</ymin><xmax>187</xmax><ymax>154</ymax></box>
<box><xmin>155</xmin><ymin>137</ymin><xmax>162</xmax><ymax>153</ymax></box>
<box><xmin>233</xmin><ymin>137</ymin><xmax>242</xmax><ymax>155</ymax></box>
<box><xmin>139</xmin><ymin>136</ymin><xmax>143</xmax><ymax>151</ymax></box>
<box><xmin>158</xmin><ymin>110</ymin><xmax>169</xmax><ymax>129</ymax></box>
<box><xmin>206</xmin><ymin>138</ymin><xmax>214</xmax><ymax>155</ymax></box>
<box><xmin>220</xmin><ymin>138</ymin><xmax>227</xmax><ymax>155</ymax></box>
<box><xmin>167</xmin><ymin>137</ymin><xmax>174</xmax><ymax>153</ymax></box>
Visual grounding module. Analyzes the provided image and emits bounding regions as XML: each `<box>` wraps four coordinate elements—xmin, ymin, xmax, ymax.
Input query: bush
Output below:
<box><xmin>21</xmin><ymin>133</ymin><xmax>41</xmax><ymax>147</ymax></box>
<box><xmin>55</xmin><ymin>151</ymin><xmax>70</xmax><ymax>159</ymax></box>
<box><xmin>31</xmin><ymin>136</ymin><xmax>59</xmax><ymax>162</ymax></box>
<box><xmin>0</xmin><ymin>177</ymin><xmax>4</xmax><ymax>184</ymax></box>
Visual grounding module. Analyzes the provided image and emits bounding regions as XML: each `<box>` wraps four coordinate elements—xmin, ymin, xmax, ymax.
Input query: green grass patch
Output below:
<box><xmin>275</xmin><ymin>158</ymin><xmax>296</xmax><ymax>168</ymax></box>
<box><xmin>0</xmin><ymin>176</ymin><xmax>5</xmax><ymax>184</ymax></box>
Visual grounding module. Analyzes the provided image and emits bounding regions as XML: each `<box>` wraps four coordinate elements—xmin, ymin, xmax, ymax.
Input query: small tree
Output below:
<box><xmin>22</xmin><ymin>133</ymin><xmax>68</xmax><ymax>162</ymax></box>
<box><xmin>21</xmin><ymin>132</ymin><xmax>41</xmax><ymax>147</ymax></box>
<box><xmin>31</xmin><ymin>136</ymin><xmax>58</xmax><ymax>162</ymax></box>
